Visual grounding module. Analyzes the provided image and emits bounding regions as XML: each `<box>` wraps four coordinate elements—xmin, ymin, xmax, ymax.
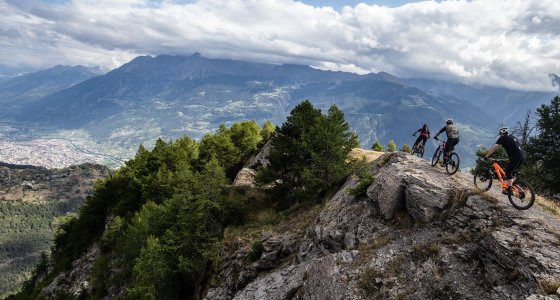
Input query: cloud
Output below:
<box><xmin>0</xmin><ymin>0</ymin><xmax>559</xmax><ymax>91</ymax></box>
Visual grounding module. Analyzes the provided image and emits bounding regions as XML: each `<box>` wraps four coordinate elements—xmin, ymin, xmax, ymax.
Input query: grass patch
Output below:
<box><xmin>411</xmin><ymin>242</ymin><xmax>441</xmax><ymax>262</ymax></box>
<box><xmin>221</xmin><ymin>195</ymin><xmax>322</xmax><ymax>256</ymax></box>
<box><xmin>538</xmin><ymin>275</ymin><xmax>560</xmax><ymax>295</ymax></box>
<box><xmin>379</xmin><ymin>153</ymin><xmax>396</xmax><ymax>167</ymax></box>
<box><xmin>536</xmin><ymin>196</ymin><xmax>560</xmax><ymax>217</ymax></box>
<box><xmin>358</xmin><ymin>267</ymin><xmax>384</xmax><ymax>293</ymax></box>
<box><xmin>448</xmin><ymin>189</ymin><xmax>476</xmax><ymax>209</ymax></box>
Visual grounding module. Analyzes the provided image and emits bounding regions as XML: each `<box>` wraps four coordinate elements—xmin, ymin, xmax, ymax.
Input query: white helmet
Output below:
<box><xmin>498</xmin><ymin>127</ymin><xmax>509</xmax><ymax>136</ymax></box>
<box><xmin>446</xmin><ymin>119</ymin><xmax>454</xmax><ymax>124</ymax></box>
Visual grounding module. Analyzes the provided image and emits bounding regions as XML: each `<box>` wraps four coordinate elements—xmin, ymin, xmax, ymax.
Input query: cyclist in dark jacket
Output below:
<box><xmin>433</xmin><ymin>119</ymin><xmax>460</xmax><ymax>163</ymax></box>
<box><xmin>485</xmin><ymin>127</ymin><xmax>526</xmax><ymax>195</ymax></box>
<box><xmin>412</xmin><ymin>124</ymin><xmax>430</xmax><ymax>150</ymax></box>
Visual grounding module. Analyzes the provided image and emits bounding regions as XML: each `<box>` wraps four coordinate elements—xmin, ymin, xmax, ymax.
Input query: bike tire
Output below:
<box><xmin>446</xmin><ymin>152</ymin><xmax>460</xmax><ymax>175</ymax></box>
<box><xmin>412</xmin><ymin>147</ymin><xmax>423</xmax><ymax>158</ymax></box>
<box><xmin>431</xmin><ymin>146</ymin><xmax>441</xmax><ymax>166</ymax></box>
<box><xmin>508</xmin><ymin>179</ymin><xmax>535</xmax><ymax>210</ymax></box>
<box><xmin>473</xmin><ymin>168</ymin><xmax>493</xmax><ymax>191</ymax></box>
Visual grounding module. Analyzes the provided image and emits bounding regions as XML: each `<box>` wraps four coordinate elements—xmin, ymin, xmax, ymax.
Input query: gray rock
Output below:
<box><xmin>233</xmin><ymin>168</ymin><xmax>256</xmax><ymax>187</ymax></box>
<box><xmin>243</xmin><ymin>140</ymin><xmax>271</xmax><ymax>169</ymax></box>
<box><xmin>232</xmin><ymin>264</ymin><xmax>308</xmax><ymax>300</ymax></box>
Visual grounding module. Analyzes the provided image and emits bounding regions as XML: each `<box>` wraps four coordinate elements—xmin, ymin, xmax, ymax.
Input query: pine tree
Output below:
<box><xmin>387</xmin><ymin>140</ymin><xmax>397</xmax><ymax>152</ymax></box>
<box><xmin>525</xmin><ymin>96</ymin><xmax>560</xmax><ymax>194</ymax></box>
<box><xmin>400</xmin><ymin>144</ymin><xmax>412</xmax><ymax>153</ymax></box>
<box><xmin>257</xmin><ymin>100</ymin><xmax>358</xmax><ymax>205</ymax></box>
<box><xmin>371</xmin><ymin>140</ymin><xmax>384</xmax><ymax>152</ymax></box>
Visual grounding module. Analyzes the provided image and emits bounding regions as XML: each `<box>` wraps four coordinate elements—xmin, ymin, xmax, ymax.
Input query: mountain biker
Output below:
<box><xmin>433</xmin><ymin>119</ymin><xmax>460</xmax><ymax>164</ymax></box>
<box><xmin>412</xmin><ymin>124</ymin><xmax>430</xmax><ymax>150</ymax></box>
<box><xmin>484</xmin><ymin>127</ymin><xmax>526</xmax><ymax>195</ymax></box>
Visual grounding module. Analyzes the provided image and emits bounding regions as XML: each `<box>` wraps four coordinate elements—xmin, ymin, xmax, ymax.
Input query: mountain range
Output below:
<box><xmin>0</xmin><ymin>53</ymin><xmax>556</xmax><ymax>167</ymax></box>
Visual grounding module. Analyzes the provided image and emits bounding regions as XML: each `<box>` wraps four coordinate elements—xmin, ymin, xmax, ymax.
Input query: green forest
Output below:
<box><xmin>12</xmin><ymin>101</ymin><xmax>358</xmax><ymax>299</ymax></box>
<box><xmin>0</xmin><ymin>194</ymin><xmax>95</xmax><ymax>297</ymax></box>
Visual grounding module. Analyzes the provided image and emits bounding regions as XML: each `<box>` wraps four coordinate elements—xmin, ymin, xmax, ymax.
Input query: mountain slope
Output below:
<box><xmin>208</xmin><ymin>152</ymin><xmax>560</xmax><ymax>299</ymax></box>
<box><xmin>0</xmin><ymin>66</ymin><xmax>101</xmax><ymax>112</ymax></box>
<box><xmin>15</xmin><ymin>150</ymin><xmax>560</xmax><ymax>299</ymax></box>
<box><xmin>0</xmin><ymin>163</ymin><xmax>109</xmax><ymax>298</ymax></box>
<box><xmin>8</xmin><ymin>54</ymin><xmax>498</xmax><ymax>167</ymax></box>
<box><xmin>406</xmin><ymin>78</ymin><xmax>556</xmax><ymax>125</ymax></box>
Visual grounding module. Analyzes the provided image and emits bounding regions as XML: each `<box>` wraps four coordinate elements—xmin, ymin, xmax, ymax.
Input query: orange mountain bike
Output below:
<box><xmin>473</xmin><ymin>158</ymin><xmax>535</xmax><ymax>210</ymax></box>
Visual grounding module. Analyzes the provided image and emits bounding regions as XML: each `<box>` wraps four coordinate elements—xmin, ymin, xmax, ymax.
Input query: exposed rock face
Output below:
<box><xmin>233</xmin><ymin>140</ymin><xmax>271</xmax><ymax>187</ymax></box>
<box><xmin>233</xmin><ymin>168</ymin><xmax>256</xmax><ymax>187</ymax></box>
<box><xmin>243</xmin><ymin>140</ymin><xmax>271</xmax><ymax>169</ymax></box>
<box><xmin>40</xmin><ymin>244</ymin><xmax>99</xmax><ymax>298</ymax></box>
<box><xmin>208</xmin><ymin>152</ymin><xmax>560</xmax><ymax>300</ymax></box>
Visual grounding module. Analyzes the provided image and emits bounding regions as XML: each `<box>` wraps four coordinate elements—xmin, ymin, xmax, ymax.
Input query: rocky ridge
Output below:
<box><xmin>209</xmin><ymin>152</ymin><xmax>560</xmax><ymax>299</ymax></box>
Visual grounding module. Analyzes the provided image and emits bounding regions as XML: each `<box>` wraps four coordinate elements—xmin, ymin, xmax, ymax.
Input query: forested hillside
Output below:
<box><xmin>11</xmin><ymin>100</ymin><xmax>359</xmax><ymax>299</ymax></box>
<box><xmin>0</xmin><ymin>163</ymin><xmax>108</xmax><ymax>298</ymax></box>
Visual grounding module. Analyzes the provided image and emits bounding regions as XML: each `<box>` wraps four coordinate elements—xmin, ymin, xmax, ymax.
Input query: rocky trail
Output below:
<box><xmin>209</xmin><ymin>151</ymin><xmax>560</xmax><ymax>300</ymax></box>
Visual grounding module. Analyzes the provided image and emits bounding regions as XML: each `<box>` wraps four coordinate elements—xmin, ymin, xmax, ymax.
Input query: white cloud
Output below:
<box><xmin>0</xmin><ymin>0</ymin><xmax>559</xmax><ymax>91</ymax></box>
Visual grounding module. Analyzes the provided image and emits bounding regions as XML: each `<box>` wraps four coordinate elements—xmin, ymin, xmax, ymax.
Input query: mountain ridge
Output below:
<box><xmin>1</xmin><ymin>53</ymin><xmax>553</xmax><ymax>169</ymax></box>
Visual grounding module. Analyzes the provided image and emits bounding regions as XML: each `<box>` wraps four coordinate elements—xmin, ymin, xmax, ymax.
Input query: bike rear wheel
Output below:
<box><xmin>445</xmin><ymin>152</ymin><xmax>460</xmax><ymax>175</ymax></box>
<box><xmin>508</xmin><ymin>179</ymin><xmax>535</xmax><ymax>210</ymax></box>
<box><xmin>431</xmin><ymin>146</ymin><xmax>441</xmax><ymax>166</ymax></box>
<box><xmin>473</xmin><ymin>168</ymin><xmax>493</xmax><ymax>191</ymax></box>
<box><xmin>412</xmin><ymin>146</ymin><xmax>424</xmax><ymax>158</ymax></box>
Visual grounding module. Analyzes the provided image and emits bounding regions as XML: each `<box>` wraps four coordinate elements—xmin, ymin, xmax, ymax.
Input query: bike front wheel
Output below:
<box><xmin>473</xmin><ymin>168</ymin><xmax>493</xmax><ymax>191</ymax></box>
<box><xmin>508</xmin><ymin>179</ymin><xmax>535</xmax><ymax>210</ymax></box>
<box><xmin>445</xmin><ymin>153</ymin><xmax>460</xmax><ymax>175</ymax></box>
<box><xmin>431</xmin><ymin>146</ymin><xmax>441</xmax><ymax>166</ymax></box>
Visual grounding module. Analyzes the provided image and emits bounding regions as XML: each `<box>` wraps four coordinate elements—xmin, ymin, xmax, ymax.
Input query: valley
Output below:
<box><xmin>0</xmin><ymin>163</ymin><xmax>109</xmax><ymax>297</ymax></box>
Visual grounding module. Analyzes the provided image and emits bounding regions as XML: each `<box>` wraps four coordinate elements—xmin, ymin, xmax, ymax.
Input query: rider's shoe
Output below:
<box><xmin>502</xmin><ymin>186</ymin><xmax>512</xmax><ymax>195</ymax></box>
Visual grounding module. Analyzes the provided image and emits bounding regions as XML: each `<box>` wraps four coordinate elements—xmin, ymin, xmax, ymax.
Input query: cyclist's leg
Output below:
<box><xmin>421</xmin><ymin>136</ymin><xmax>427</xmax><ymax>146</ymax></box>
<box><xmin>446</xmin><ymin>138</ymin><xmax>458</xmax><ymax>158</ymax></box>
<box><xmin>505</xmin><ymin>155</ymin><xmax>523</xmax><ymax>188</ymax></box>
<box><xmin>413</xmin><ymin>136</ymin><xmax>422</xmax><ymax>148</ymax></box>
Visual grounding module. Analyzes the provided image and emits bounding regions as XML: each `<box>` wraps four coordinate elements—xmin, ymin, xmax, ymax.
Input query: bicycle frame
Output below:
<box><xmin>436</xmin><ymin>139</ymin><xmax>447</xmax><ymax>158</ymax></box>
<box><xmin>490</xmin><ymin>162</ymin><xmax>510</xmax><ymax>191</ymax></box>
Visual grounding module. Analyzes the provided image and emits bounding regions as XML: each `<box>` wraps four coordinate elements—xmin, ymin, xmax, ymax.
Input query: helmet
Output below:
<box><xmin>498</xmin><ymin>127</ymin><xmax>509</xmax><ymax>136</ymax></box>
<box><xmin>446</xmin><ymin>119</ymin><xmax>453</xmax><ymax>124</ymax></box>
<box><xmin>423</xmin><ymin>124</ymin><xmax>428</xmax><ymax>128</ymax></box>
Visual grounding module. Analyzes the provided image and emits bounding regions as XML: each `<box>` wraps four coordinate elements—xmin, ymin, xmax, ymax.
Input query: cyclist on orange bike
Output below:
<box><xmin>412</xmin><ymin>124</ymin><xmax>430</xmax><ymax>150</ymax></box>
<box><xmin>433</xmin><ymin>119</ymin><xmax>460</xmax><ymax>164</ymax></box>
<box><xmin>484</xmin><ymin>127</ymin><xmax>526</xmax><ymax>195</ymax></box>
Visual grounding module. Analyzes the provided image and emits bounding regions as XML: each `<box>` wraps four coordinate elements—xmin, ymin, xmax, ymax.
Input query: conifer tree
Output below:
<box><xmin>400</xmin><ymin>144</ymin><xmax>412</xmax><ymax>153</ymax></box>
<box><xmin>371</xmin><ymin>140</ymin><xmax>384</xmax><ymax>152</ymax></box>
<box><xmin>525</xmin><ymin>96</ymin><xmax>560</xmax><ymax>194</ymax></box>
<box><xmin>387</xmin><ymin>140</ymin><xmax>397</xmax><ymax>152</ymax></box>
<box><xmin>257</xmin><ymin>100</ymin><xmax>358</xmax><ymax>205</ymax></box>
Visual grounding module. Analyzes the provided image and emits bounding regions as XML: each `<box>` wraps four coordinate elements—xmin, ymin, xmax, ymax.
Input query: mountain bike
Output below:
<box><xmin>431</xmin><ymin>137</ymin><xmax>459</xmax><ymax>175</ymax></box>
<box><xmin>473</xmin><ymin>158</ymin><xmax>535</xmax><ymax>210</ymax></box>
<box><xmin>411</xmin><ymin>134</ymin><xmax>425</xmax><ymax>158</ymax></box>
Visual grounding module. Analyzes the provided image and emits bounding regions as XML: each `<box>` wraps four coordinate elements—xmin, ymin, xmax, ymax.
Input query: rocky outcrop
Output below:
<box><xmin>233</xmin><ymin>140</ymin><xmax>271</xmax><ymax>187</ymax></box>
<box><xmin>40</xmin><ymin>244</ymin><xmax>99</xmax><ymax>298</ymax></box>
<box><xmin>208</xmin><ymin>152</ymin><xmax>560</xmax><ymax>300</ymax></box>
<box><xmin>233</xmin><ymin>168</ymin><xmax>256</xmax><ymax>187</ymax></box>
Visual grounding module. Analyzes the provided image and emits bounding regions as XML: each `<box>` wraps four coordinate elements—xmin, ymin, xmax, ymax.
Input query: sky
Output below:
<box><xmin>1</xmin><ymin>0</ymin><xmax>559</xmax><ymax>91</ymax></box>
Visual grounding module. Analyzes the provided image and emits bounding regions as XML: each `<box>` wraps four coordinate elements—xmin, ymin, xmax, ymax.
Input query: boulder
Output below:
<box><xmin>233</xmin><ymin>168</ymin><xmax>256</xmax><ymax>187</ymax></box>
